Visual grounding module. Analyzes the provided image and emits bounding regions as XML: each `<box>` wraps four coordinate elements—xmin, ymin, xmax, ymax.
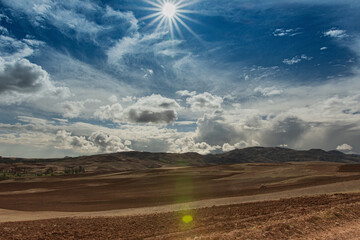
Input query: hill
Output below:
<box><xmin>206</xmin><ymin>147</ymin><xmax>360</xmax><ymax>164</ymax></box>
<box><xmin>0</xmin><ymin>147</ymin><xmax>359</xmax><ymax>175</ymax></box>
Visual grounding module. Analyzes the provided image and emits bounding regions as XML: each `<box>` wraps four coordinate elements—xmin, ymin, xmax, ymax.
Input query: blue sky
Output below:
<box><xmin>0</xmin><ymin>0</ymin><xmax>359</xmax><ymax>157</ymax></box>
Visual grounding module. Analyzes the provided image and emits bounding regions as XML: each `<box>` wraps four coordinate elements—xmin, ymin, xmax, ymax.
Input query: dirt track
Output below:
<box><xmin>2</xmin><ymin>193</ymin><xmax>360</xmax><ymax>239</ymax></box>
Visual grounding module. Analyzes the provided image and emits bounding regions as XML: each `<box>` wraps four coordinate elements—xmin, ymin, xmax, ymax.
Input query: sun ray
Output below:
<box><xmin>177</xmin><ymin>9</ymin><xmax>199</xmax><ymax>14</ymax></box>
<box><xmin>176</xmin><ymin>0</ymin><xmax>201</xmax><ymax>9</ymax></box>
<box><xmin>141</xmin><ymin>7</ymin><xmax>163</xmax><ymax>12</ymax></box>
<box><xmin>174</xmin><ymin>0</ymin><xmax>187</xmax><ymax>7</ymax></box>
<box><xmin>172</xmin><ymin>18</ymin><xmax>184</xmax><ymax>38</ymax></box>
<box><xmin>168</xmin><ymin>18</ymin><xmax>175</xmax><ymax>40</ymax></box>
<box><xmin>177</xmin><ymin>13</ymin><xmax>202</xmax><ymax>25</ymax></box>
<box><xmin>155</xmin><ymin>16</ymin><xmax>167</xmax><ymax>32</ymax></box>
<box><xmin>175</xmin><ymin>15</ymin><xmax>201</xmax><ymax>41</ymax></box>
<box><xmin>147</xmin><ymin>14</ymin><xmax>164</xmax><ymax>27</ymax></box>
<box><xmin>139</xmin><ymin>12</ymin><xmax>162</xmax><ymax>21</ymax></box>
<box><xmin>143</xmin><ymin>0</ymin><xmax>163</xmax><ymax>9</ymax></box>
<box><xmin>141</xmin><ymin>0</ymin><xmax>201</xmax><ymax>40</ymax></box>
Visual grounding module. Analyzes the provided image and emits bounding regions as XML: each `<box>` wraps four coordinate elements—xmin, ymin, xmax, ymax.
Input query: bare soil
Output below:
<box><xmin>2</xmin><ymin>162</ymin><xmax>360</xmax><ymax>239</ymax></box>
<box><xmin>2</xmin><ymin>193</ymin><xmax>360</xmax><ymax>239</ymax></box>
<box><xmin>0</xmin><ymin>162</ymin><xmax>358</xmax><ymax>212</ymax></box>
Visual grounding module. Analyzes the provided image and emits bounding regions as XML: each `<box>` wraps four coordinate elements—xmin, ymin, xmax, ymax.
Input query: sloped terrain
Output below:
<box><xmin>1</xmin><ymin>147</ymin><xmax>359</xmax><ymax>175</ymax></box>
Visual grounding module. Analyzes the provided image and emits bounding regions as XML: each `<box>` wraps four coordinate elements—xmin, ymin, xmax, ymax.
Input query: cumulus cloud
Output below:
<box><xmin>108</xmin><ymin>95</ymin><xmax>118</xmax><ymax>103</ymax></box>
<box><xmin>324</xmin><ymin>29</ymin><xmax>348</xmax><ymax>38</ymax></box>
<box><xmin>127</xmin><ymin>109</ymin><xmax>177</xmax><ymax>124</ymax></box>
<box><xmin>222</xmin><ymin>140</ymin><xmax>260</xmax><ymax>152</ymax></box>
<box><xmin>283</xmin><ymin>54</ymin><xmax>312</xmax><ymax>65</ymax></box>
<box><xmin>336</xmin><ymin>143</ymin><xmax>352</xmax><ymax>151</ymax></box>
<box><xmin>95</xmin><ymin>94</ymin><xmax>181</xmax><ymax>124</ymax></box>
<box><xmin>193</xmin><ymin>110</ymin><xmax>312</xmax><ymax>151</ymax></box>
<box><xmin>0</xmin><ymin>58</ymin><xmax>69</xmax><ymax>104</ymax></box>
<box><xmin>174</xmin><ymin>137</ymin><xmax>221</xmax><ymax>155</ymax></box>
<box><xmin>186</xmin><ymin>92</ymin><xmax>223</xmax><ymax>112</ymax></box>
<box><xmin>55</xmin><ymin>130</ymin><xmax>132</xmax><ymax>153</ymax></box>
<box><xmin>260</xmin><ymin>116</ymin><xmax>310</xmax><ymax>147</ymax></box>
<box><xmin>195</xmin><ymin>112</ymin><xmax>239</xmax><ymax>146</ymax></box>
<box><xmin>124</xmin><ymin>94</ymin><xmax>180</xmax><ymax>124</ymax></box>
<box><xmin>94</xmin><ymin>103</ymin><xmax>123</xmax><ymax>121</ymax></box>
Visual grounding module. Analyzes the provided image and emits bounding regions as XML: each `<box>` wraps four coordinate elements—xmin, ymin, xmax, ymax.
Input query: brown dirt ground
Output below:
<box><xmin>0</xmin><ymin>162</ymin><xmax>359</xmax><ymax>212</ymax></box>
<box><xmin>2</xmin><ymin>193</ymin><xmax>360</xmax><ymax>239</ymax></box>
<box><xmin>2</xmin><ymin>162</ymin><xmax>360</xmax><ymax>239</ymax></box>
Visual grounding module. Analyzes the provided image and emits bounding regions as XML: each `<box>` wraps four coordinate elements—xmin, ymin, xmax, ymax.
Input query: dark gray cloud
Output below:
<box><xmin>261</xmin><ymin>117</ymin><xmax>310</xmax><ymax>147</ymax></box>
<box><xmin>124</xmin><ymin>94</ymin><xmax>180</xmax><ymax>124</ymax></box>
<box><xmin>0</xmin><ymin>58</ymin><xmax>69</xmax><ymax>104</ymax></box>
<box><xmin>0</xmin><ymin>58</ymin><xmax>47</xmax><ymax>94</ymax></box>
<box><xmin>128</xmin><ymin>109</ymin><xmax>177</xmax><ymax>124</ymax></box>
<box><xmin>195</xmin><ymin>112</ymin><xmax>240</xmax><ymax>146</ymax></box>
<box><xmin>94</xmin><ymin>94</ymin><xmax>181</xmax><ymax>124</ymax></box>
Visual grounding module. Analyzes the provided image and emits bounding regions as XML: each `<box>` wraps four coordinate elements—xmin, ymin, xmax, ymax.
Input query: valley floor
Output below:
<box><xmin>2</xmin><ymin>162</ymin><xmax>360</xmax><ymax>239</ymax></box>
<box><xmin>2</xmin><ymin>193</ymin><xmax>360</xmax><ymax>239</ymax></box>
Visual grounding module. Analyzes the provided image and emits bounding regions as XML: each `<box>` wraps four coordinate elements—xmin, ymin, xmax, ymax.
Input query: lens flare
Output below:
<box><xmin>182</xmin><ymin>215</ymin><xmax>193</xmax><ymax>223</ymax></box>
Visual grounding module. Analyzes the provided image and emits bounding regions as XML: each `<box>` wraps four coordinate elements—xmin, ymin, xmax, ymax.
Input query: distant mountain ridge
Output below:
<box><xmin>1</xmin><ymin>147</ymin><xmax>360</xmax><ymax>174</ymax></box>
<box><xmin>205</xmin><ymin>147</ymin><xmax>359</xmax><ymax>164</ymax></box>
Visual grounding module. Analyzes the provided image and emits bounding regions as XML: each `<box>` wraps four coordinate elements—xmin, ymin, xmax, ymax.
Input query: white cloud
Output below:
<box><xmin>121</xmin><ymin>96</ymin><xmax>137</xmax><ymax>103</ymax></box>
<box><xmin>273</xmin><ymin>28</ymin><xmax>301</xmax><ymax>37</ymax></box>
<box><xmin>104</xmin><ymin>6</ymin><xmax>138</xmax><ymax>32</ymax></box>
<box><xmin>95</xmin><ymin>94</ymin><xmax>181</xmax><ymax>124</ymax></box>
<box><xmin>94</xmin><ymin>103</ymin><xmax>123</xmax><ymax>121</ymax></box>
<box><xmin>336</xmin><ymin>143</ymin><xmax>352</xmax><ymax>151</ymax></box>
<box><xmin>174</xmin><ymin>137</ymin><xmax>221</xmax><ymax>155</ymax></box>
<box><xmin>222</xmin><ymin>140</ymin><xmax>260</xmax><ymax>152</ymax></box>
<box><xmin>0</xmin><ymin>26</ymin><xmax>8</xmax><ymax>34</ymax></box>
<box><xmin>254</xmin><ymin>86</ymin><xmax>283</xmax><ymax>97</ymax></box>
<box><xmin>55</xmin><ymin>130</ymin><xmax>132</xmax><ymax>153</ymax></box>
<box><xmin>1</xmin><ymin>1</ymin><xmax>138</xmax><ymax>42</ymax></box>
<box><xmin>283</xmin><ymin>54</ymin><xmax>312</xmax><ymax>65</ymax></box>
<box><xmin>124</xmin><ymin>95</ymin><xmax>181</xmax><ymax>124</ymax></box>
<box><xmin>195</xmin><ymin>112</ymin><xmax>240</xmax><ymax>146</ymax></box>
<box><xmin>108</xmin><ymin>95</ymin><xmax>118</xmax><ymax>103</ymax></box>
<box><xmin>0</xmin><ymin>58</ymin><xmax>69</xmax><ymax>104</ymax></box>
<box><xmin>107</xmin><ymin>32</ymin><xmax>168</xmax><ymax>65</ymax></box>
<box><xmin>176</xmin><ymin>90</ymin><xmax>197</xmax><ymax>97</ymax></box>
<box><xmin>0</xmin><ymin>35</ymin><xmax>34</xmax><ymax>60</ymax></box>
<box><xmin>55</xmin><ymin>130</ymin><xmax>98</xmax><ymax>152</ymax></box>
<box><xmin>324</xmin><ymin>29</ymin><xmax>348</xmax><ymax>38</ymax></box>
<box><xmin>186</xmin><ymin>92</ymin><xmax>223</xmax><ymax>112</ymax></box>
<box><xmin>60</xmin><ymin>99</ymin><xmax>97</xmax><ymax>119</ymax></box>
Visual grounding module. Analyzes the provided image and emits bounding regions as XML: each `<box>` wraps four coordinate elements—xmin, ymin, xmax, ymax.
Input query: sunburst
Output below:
<box><xmin>141</xmin><ymin>0</ymin><xmax>201</xmax><ymax>40</ymax></box>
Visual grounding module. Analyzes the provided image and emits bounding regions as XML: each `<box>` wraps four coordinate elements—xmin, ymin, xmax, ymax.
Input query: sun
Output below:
<box><xmin>162</xmin><ymin>3</ymin><xmax>177</xmax><ymax>18</ymax></box>
<box><xmin>141</xmin><ymin>0</ymin><xmax>201</xmax><ymax>40</ymax></box>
